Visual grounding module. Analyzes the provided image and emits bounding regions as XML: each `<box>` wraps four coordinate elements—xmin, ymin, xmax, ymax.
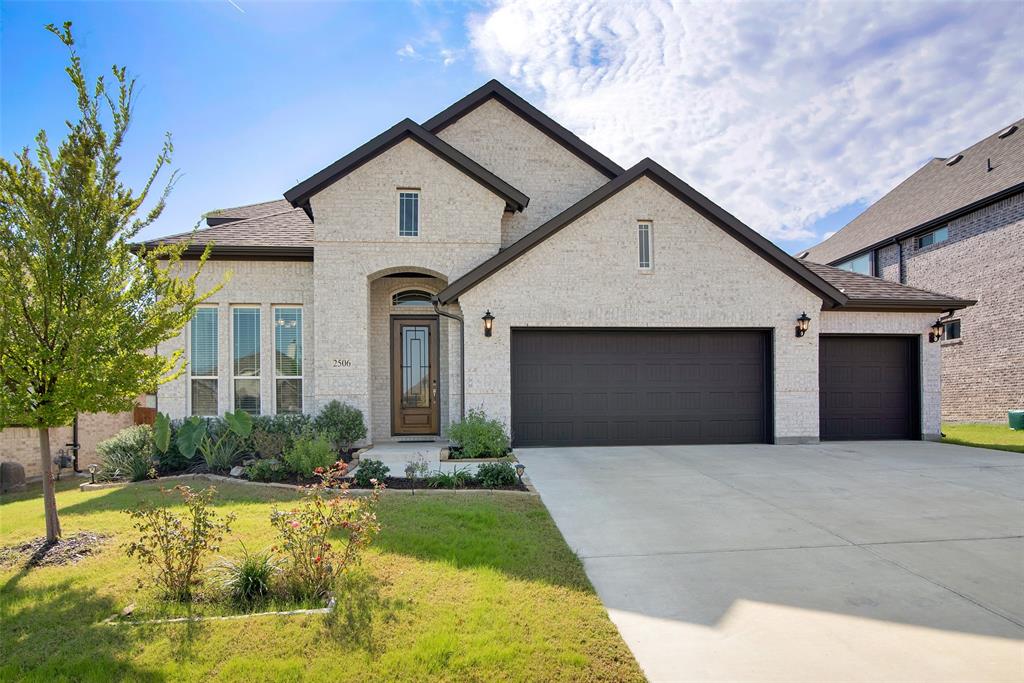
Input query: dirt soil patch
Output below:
<box><xmin>0</xmin><ymin>531</ymin><xmax>110</xmax><ymax>568</ymax></box>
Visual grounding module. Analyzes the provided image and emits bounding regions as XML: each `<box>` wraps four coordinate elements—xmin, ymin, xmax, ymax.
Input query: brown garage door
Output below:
<box><xmin>819</xmin><ymin>336</ymin><xmax>919</xmax><ymax>440</ymax></box>
<box><xmin>510</xmin><ymin>329</ymin><xmax>770</xmax><ymax>447</ymax></box>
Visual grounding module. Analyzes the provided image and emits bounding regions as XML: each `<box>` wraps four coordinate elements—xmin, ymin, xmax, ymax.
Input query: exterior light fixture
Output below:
<box><xmin>795</xmin><ymin>312</ymin><xmax>811</xmax><ymax>338</ymax></box>
<box><xmin>514</xmin><ymin>462</ymin><xmax>525</xmax><ymax>483</ymax></box>
<box><xmin>88</xmin><ymin>463</ymin><xmax>98</xmax><ymax>484</ymax></box>
<box><xmin>929</xmin><ymin>319</ymin><xmax>944</xmax><ymax>343</ymax></box>
<box><xmin>482</xmin><ymin>310</ymin><xmax>495</xmax><ymax>337</ymax></box>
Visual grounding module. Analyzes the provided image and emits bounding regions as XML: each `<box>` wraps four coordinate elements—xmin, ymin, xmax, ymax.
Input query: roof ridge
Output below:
<box><xmin>204</xmin><ymin>197</ymin><xmax>290</xmax><ymax>218</ymax></box>
<box><xmin>421</xmin><ymin>79</ymin><xmax>625</xmax><ymax>179</ymax></box>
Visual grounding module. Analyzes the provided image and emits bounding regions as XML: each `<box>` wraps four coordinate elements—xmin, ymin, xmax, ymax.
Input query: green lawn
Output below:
<box><xmin>1</xmin><ymin>480</ymin><xmax>643</xmax><ymax>682</ymax></box>
<box><xmin>943</xmin><ymin>423</ymin><xmax>1024</xmax><ymax>454</ymax></box>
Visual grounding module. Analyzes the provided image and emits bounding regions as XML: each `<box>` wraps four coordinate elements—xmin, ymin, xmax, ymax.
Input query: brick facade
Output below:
<box><xmin>0</xmin><ymin>410</ymin><xmax>134</xmax><ymax>480</ymax></box>
<box><xmin>870</xmin><ymin>192</ymin><xmax>1024</xmax><ymax>422</ymax></box>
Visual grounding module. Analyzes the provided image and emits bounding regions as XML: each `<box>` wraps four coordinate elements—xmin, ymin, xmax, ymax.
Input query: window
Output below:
<box><xmin>836</xmin><ymin>251</ymin><xmax>873</xmax><ymax>275</ymax></box>
<box><xmin>274</xmin><ymin>307</ymin><xmax>302</xmax><ymax>414</ymax></box>
<box><xmin>190</xmin><ymin>307</ymin><xmax>218</xmax><ymax>416</ymax></box>
<box><xmin>637</xmin><ymin>221</ymin><xmax>652</xmax><ymax>269</ymax></box>
<box><xmin>232</xmin><ymin>307</ymin><xmax>261</xmax><ymax>415</ymax></box>
<box><xmin>943</xmin><ymin>319</ymin><xmax>961</xmax><ymax>341</ymax></box>
<box><xmin>399</xmin><ymin>190</ymin><xmax>419</xmax><ymax>237</ymax></box>
<box><xmin>392</xmin><ymin>290</ymin><xmax>433</xmax><ymax>307</ymax></box>
<box><xmin>917</xmin><ymin>226</ymin><xmax>948</xmax><ymax>249</ymax></box>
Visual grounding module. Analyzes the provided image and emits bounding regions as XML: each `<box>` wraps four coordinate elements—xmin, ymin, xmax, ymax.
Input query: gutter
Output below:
<box><xmin>432</xmin><ymin>296</ymin><xmax>465</xmax><ymax>421</ymax></box>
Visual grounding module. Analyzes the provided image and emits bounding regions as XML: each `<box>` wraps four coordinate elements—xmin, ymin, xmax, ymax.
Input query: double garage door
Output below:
<box><xmin>511</xmin><ymin>329</ymin><xmax>770</xmax><ymax>447</ymax></box>
<box><xmin>510</xmin><ymin>330</ymin><xmax>919</xmax><ymax>447</ymax></box>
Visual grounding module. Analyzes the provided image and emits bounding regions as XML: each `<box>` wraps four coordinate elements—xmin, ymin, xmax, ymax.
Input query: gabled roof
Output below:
<box><xmin>436</xmin><ymin>158</ymin><xmax>849</xmax><ymax>307</ymax></box>
<box><xmin>284</xmin><ymin>118</ymin><xmax>529</xmax><ymax>218</ymax></box>
<box><xmin>204</xmin><ymin>199</ymin><xmax>293</xmax><ymax>226</ymax></box>
<box><xmin>804</xmin><ymin>118</ymin><xmax>1024</xmax><ymax>264</ymax></box>
<box><xmin>422</xmin><ymin>79</ymin><xmax>625</xmax><ymax>180</ymax></box>
<box><xmin>802</xmin><ymin>262</ymin><xmax>974</xmax><ymax>311</ymax></box>
<box><xmin>141</xmin><ymin>206</ymin><xmax>313</xmax><ymax>260</ymax></box>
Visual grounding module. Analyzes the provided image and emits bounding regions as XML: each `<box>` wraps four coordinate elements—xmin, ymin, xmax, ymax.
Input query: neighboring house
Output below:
<box><xmin>801</xmin><ymin>120</ymin><xmax>1023</xmax><ymax>423</ymax></box>
<box><xmin>143</xmin><ymin>80</ymin><xmax>973</xmax><ymax>447</ymax></box>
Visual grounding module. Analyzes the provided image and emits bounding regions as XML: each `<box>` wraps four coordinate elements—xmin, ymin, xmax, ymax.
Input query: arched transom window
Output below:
<box><xmin>392</xmin><ymin>289</ymin><xmax>433</xmax><ymax>307</ymax></box>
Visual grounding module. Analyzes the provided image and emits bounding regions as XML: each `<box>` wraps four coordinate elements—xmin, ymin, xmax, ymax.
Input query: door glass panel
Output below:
<box><xmin>401</xmin><ymin>325</ymin><xmax>430</xmax><ymax>408</ymax></box>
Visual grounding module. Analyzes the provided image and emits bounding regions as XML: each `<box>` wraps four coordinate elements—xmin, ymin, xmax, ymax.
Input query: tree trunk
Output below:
<box><xmin>38</xmin><ymin>427</ymin><xmax>62</xmax><ymax>542</ymax></box>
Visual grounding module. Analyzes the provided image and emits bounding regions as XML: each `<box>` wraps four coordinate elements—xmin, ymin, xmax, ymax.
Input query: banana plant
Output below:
<box><xmin>153</xmin><ymin>410</ymin><xmax>254</xmax><ymax>472</ymax></box>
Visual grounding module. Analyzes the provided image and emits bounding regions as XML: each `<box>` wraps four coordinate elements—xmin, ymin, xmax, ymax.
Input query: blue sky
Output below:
<box><xmin>3</xmin><ymin>1</ymin><xmax>1021</xmax><ymax>252</ymax></box>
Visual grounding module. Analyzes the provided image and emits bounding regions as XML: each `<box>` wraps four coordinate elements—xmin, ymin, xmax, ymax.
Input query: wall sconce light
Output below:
<box><xmin>929</xmin><ymin>319</ymin><xmax>944</xmax><ymax>343</ymax></box>
<box><xmin>482</xmin><ymin>310</ymin><xmax>494</xmax><ymax>337</ymax></box>
<box><xmin>795</xmin><ymin>312</ymin><xmax>811</xmax><ymax>338</ymax></box>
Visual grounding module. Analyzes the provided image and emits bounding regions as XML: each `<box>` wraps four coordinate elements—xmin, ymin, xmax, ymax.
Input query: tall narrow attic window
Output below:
<box><xmin>399</xmin><ymin>190</ymin><xmax>419</xmax><ymax>237</ymax></box>
<box><xmin>638</xmin><ymin>221</ymin><xmax>652</xmax><ymax>270</ymax></box>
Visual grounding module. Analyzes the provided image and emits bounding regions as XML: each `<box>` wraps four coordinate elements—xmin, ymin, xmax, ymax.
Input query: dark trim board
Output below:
<box><xmin>509</xmin><ymin>327</ymin><xmax>774</xmax><ymax>447</ymax></box>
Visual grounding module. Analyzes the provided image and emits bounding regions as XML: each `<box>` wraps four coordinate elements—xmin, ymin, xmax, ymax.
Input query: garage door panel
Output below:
<box><xmin>819</xmin><ymin>336</ymin><xmax>918</xmax><ymax>441</ymax></box>
<box><xmin>511</xmin><ymin>329</ymin><xmax>769</xmax><ymax>447</ymax></box>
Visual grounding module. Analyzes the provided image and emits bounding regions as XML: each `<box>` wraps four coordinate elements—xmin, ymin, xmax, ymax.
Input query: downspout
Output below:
<box><xmin>432</xmin><ymin>296</ymin><xmax>465</xmax><ymax>422</ymax></box>
<box><xmin>897</xmin><ymin>239</ymin><xmax>905</xmax><ymax>284</ymax></box>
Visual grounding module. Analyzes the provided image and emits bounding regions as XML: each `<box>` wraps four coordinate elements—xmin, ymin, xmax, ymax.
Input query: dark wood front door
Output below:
<box><xmin>391</xmin><ymin>317</ymin><xmax>439</xmax><ymax>435</ymax></box>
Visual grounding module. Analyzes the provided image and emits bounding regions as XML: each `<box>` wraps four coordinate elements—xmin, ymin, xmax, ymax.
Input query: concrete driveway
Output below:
<box><xmin>518</xmin><ymin>441</ymin><xmax>1024</xmax><ymax>682</ymax></box>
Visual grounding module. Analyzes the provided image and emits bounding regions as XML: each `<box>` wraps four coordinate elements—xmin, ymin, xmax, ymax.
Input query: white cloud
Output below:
<box><xmin>468</xmin><ymin>0</ymin><xmax>1024</xmax><ymax>241</ymax></box>
<box><xmin>397</xmin><ymin>43</ymin><xmax>418</xmax><ymax>59</ymax></box>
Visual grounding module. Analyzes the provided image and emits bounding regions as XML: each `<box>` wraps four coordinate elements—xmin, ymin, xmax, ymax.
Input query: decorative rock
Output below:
<box><xmin>229</xmin><ymin>465</ymin><xmax>245</xmax><ymax>478</ymax></box>
<box><xmin>0</xmin><ymin>461</ymin><xmax>27</xmax><ymax>493</ymax></box>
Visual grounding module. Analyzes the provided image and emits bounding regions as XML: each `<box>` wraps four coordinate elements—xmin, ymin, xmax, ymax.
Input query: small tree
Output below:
<box><xmin>0</xmin><ymin>23</ymin><xmax>220</xmax><ymax>541</ymax></box>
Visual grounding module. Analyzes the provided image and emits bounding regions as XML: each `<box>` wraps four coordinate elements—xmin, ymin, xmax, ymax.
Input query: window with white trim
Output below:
<box><xmin>232</xmin><ymin>306</ymin><xmax>261</xmax><ymax>415</ymax></box>
<box><xmin>274</xmin><ymin>307</ymin><xmax>303</xmax><ymax>414</ymax></box>
<box><xmin>191</xmin><ymin>306</ymin><xmax>219</xmax><ymax>416</ymax></box>
<box><xmin>917</xmin><ymin>226</ymin><xmax>948</xmax><ymax>249</ymax></box>
<box><xmin>637</xmin><ymin>221</ymin><xmax>652</xmax><ymax>269</ymax></box>
<box><xmin>398</xmin><ymin>190</ymin><xmax>420</xmax><ymax>237</ymax></box>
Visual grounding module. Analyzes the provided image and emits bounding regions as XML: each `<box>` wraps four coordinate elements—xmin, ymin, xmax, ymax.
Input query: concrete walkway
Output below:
<box><xmin>352</xmin><ymin>442</ymin><xmax>497</xmax><ymax>477</ymax></box>
<box><xmin>518</xmin><ymin>441</ymin><xmax>1024</xmax><ymax>682</ymax></box>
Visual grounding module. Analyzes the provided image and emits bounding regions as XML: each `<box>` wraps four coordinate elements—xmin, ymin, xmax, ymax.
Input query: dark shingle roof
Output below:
<box><xmin>142</xmin><ymin>206</ymin><xmax>313</xmax><ymax>259</ymax></box>
<box><xmin>204</xmin><ymin>199</ymin><xmax>293</xmax><ymax>224</ymax></box>
<box><xmin>804</xmin><ymin>118</ymin><xmax>1024</xmax><ymax>264</ymax></box>
<box><xmin>803</xmin><ymin>262</ymin><xmax>974</xmax><ymax>310</ymax></box>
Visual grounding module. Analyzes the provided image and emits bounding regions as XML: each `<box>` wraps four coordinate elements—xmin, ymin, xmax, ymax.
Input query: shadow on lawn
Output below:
<box><xmin>0</xmin><ymin>570</ymin><xmax>166</xmax><ymax>682</ymax></box>
<box><xmin>56</xmin><ymin>479</ymin><xmax>298</xmax><ymax>517</ymax></box>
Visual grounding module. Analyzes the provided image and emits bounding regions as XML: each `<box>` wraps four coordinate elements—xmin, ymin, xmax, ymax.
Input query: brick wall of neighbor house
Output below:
<box><xmin>310</xmin><ymin>138</ymin><xmax>504</xmax><ymax>439</ymax></box>
<box><xmin>819</xmin><ymin>311</ymin><xmax>942</xmax><ymax>439</ymax></box>
<box><xmin>873</xmin><ymin>192</ymin><xmax>1024</xmax><ymax>422</ymax></box>
<box><xmin>157</xmin><ymin>259</ymin><xmax>316</xmax><ymax>421</ymax></box>
<box><xmin>436</xmin><ymin>98</ymin><xmax>611</xmax><ymax>246</ymax></box>
<box><xmin>458</xmin><ymin>176</ymin><xmax>826</xmax><ymax>443</ymax></box>
<box><xmin>0</xmin><ymin>410</ymin><xmax>134</xmax><ymax>480</ymax></box>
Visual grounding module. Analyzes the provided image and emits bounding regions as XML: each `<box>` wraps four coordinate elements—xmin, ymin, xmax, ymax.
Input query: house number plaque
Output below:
<box><xmin>332</xmin><ymin>359</ymin><xmax>352</xmax><ymax>368</ymax></box>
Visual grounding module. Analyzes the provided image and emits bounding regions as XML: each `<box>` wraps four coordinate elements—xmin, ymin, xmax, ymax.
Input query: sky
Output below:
<box><xmin>2</xmin><ymin>0</ymin><xmax>1022</xmax><ymax>253</ymax></box>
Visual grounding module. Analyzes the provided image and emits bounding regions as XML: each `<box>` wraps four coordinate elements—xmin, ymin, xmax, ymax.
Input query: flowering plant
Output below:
<box><xmin>270</xmin><ymin>460</ymin><xmax>383</xmax><ymax>599</ymax></box>
<box><xmin>124</xmin><ymin>485</ymin><xmax>235</xmax><ymax>602</ymax></box>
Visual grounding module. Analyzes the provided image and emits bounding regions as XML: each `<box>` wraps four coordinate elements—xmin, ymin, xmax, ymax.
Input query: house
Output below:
<box><xmin>143</xmin><ymin>80</ymin><xmax>974</xmax><ymax>447</ymax></box>
<box><xmin>801</xmin><ymin>120</ymin><xmax>1023</xmax><ymax>423</ymax></box>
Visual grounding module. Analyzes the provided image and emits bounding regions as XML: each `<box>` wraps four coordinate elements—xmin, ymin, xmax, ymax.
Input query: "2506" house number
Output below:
<box><xmin>332</xmin><ymin>359</ymin><xmax>352</xmax><ymax>368</ymax></box>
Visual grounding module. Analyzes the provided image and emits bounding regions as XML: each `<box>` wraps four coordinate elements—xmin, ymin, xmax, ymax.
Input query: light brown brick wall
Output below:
<box><xmin>0</xmin><ymin>411</ymin><xmax>134</xmax><ymax>480</ymax></box>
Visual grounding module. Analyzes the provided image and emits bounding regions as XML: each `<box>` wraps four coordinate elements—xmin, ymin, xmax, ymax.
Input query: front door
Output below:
<box><xmin>391</xmin><ymin>317</ymin><xmax>440</xmax><ymax>435</ymax></box>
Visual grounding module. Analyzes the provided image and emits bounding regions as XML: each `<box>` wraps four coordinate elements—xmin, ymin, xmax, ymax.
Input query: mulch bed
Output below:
<box><xmin>0</xmin><ymin>531</ymin><xmax>110</xmax><ymax>568</ymax></box>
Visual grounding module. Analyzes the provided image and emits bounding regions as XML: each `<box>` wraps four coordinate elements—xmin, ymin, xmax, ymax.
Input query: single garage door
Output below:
<box><xmin>819</xmin><ymin>336</ymin><xmax>919</xmax><ymax>440</ymax></box>
<box><xmin>510</xmin><ymin>329</ymin><xmax>770</xmax><ymax>447</ymax></box>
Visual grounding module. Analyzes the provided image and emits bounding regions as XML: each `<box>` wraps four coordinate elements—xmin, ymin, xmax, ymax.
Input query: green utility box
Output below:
<box><xmin>1010</xmin><ymin>410</ymin><xmax>1024</xmax><ymax>431</ymax></box>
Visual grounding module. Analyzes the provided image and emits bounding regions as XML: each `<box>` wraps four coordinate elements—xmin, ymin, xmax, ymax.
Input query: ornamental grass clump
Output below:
<box><xmin>210</xmin><ymin>543</ymin><xmax>280</xmax><ymax>606</ymax></box>
<box><xmin>124</xmin><ymin>486</ymin><xmax>235</xmax><ymax>602</ymax></box>
<box><xmin>270</xmin><ymin>462</ymin><xmax>383</xmax><ymax>600</ymax></box>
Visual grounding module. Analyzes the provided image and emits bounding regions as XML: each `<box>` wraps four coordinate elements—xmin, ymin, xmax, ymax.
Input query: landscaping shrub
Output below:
<box><xmin>313</xmin><ymin>400</ymin><xmax>367</xmax><ymax>452</ymax></box>
<box><xmin>283</xmin><ymin>431</ymin><xmax>337</xmax><ymax>478</ymax></box>
<box><xmin>353</xmin><ymin>458</ymin><xmax>389</xmax><ymax>487</ymax></box>
<box><xmin>426</xmin><ymin>465</ymin><xmax>474</xmax><ymax>489</ymax></box>
<box><xmin>96</xmin><ymin>425</ymin><xmax>156</xmax><ymax>482</ymax></box>
<box><xmin>270</xmin><ymin>463</ymin><xmax>383</xmax><ymax>600</ymax></box>
<box><xmin>210</xmin><ymin>543</ymin><xmax>280</xmax><ymax>605</ymax></box>
<box><xmin>245</xmin><ymin>458</ymin><xmax>288</xmax><ymax>483</ymax></box>
<box><xmin>250</xmin><ymin>414</ymin><xmax>310</xmax><ymax>457</ymax></box>
<box><xmin>475</xmin><ymin>461</ymin><xmax>518</xmax><ymax>488</ymax></box>
<box><xmin>447</xmin><ymin>409</ymin><xmax>510</xmax><ymax>458</ymax></box>
<box><xmin>154</xmin><ymin>420</ymin><xmax>192</xmax><ymax>473</ymax></box>
<box><xmin>124</xmin><ymin>485</ymin><xmax>235</xmax><ymax>602</ymax></box>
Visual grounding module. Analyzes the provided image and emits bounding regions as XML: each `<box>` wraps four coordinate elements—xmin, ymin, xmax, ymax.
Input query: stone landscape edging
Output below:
<box><xmin>102</xmin><ymin>598</ymin><xmax>337</xmax><ymax>626</ymax></box>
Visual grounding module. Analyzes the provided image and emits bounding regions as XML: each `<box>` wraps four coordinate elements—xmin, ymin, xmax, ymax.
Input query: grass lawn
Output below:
<box><xmin>942</xmin><ymin>423</ymin><xmax>1024</xmax><ymax>454</ymax></box>
<box><xmin>1</xmin><ymin>480</ymin><xmax>643</xmax><ymax>682</ymax></box>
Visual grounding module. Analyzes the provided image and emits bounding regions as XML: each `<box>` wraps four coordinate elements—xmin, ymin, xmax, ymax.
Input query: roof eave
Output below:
<box><xmin>835</xmin><ymin>298</ymin><xmax>976</xmax><ymax>312</ymax></box>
